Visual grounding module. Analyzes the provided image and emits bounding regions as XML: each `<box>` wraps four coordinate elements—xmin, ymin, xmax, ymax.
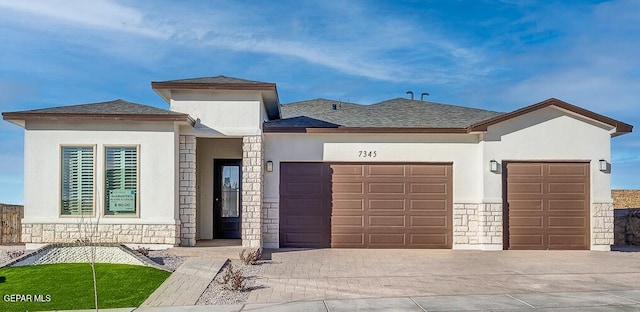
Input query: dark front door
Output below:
<box><xmin>214</xmin><ymin>159</ymin><xmax>242</xmax><ymax>239</ymax></box>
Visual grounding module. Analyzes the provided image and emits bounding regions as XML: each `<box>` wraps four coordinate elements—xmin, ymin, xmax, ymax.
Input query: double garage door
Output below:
<box><xmin>280</xmin><ymin>162</ymin><xmax>591</xmax><ymax>250</ymax></box>
<box><xmin>279</xmin><ymin>163</ymin><xmax>453</xmax><ymax>248</ymax></box>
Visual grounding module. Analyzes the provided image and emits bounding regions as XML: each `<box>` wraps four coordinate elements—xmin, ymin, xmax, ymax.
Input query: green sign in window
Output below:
<box><xmin>109</xmin><ymin>189</ymin><xmax>136</xmax><ymax>212</ymax></box>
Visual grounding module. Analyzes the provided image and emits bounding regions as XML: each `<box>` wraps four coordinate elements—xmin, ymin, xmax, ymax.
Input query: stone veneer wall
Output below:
<box><xmin>21</xmin><ymin>223</ymin><xmax>179</xmax><ymax>245</ymax></box>
<box><xmin>262</xmin><ymin>201</ymin><xmax>279</xmax><ymax>247</ymax></box>
<box><xmin>242</xmin><ymin>135</ymin><xmax>264</xmax><ymax>247</ymax></box>
<box><xmin>453</xmin><ymin>204</ymin><xmax>479</xmax><ymax>245</ymax></box>
<box><xmin>592</xmin><ymin>202</ymin><xmax>614</xmax><ymax>247</ymax></box>
<box><xmin>453</xmin><ymin>203</ymin><xmax>503</xmax><ymax>248</ymax></box>
<box><xmin>179</xmin><ymin>135</ymin><xmax>197</xmax><ymax>246</ymax></box>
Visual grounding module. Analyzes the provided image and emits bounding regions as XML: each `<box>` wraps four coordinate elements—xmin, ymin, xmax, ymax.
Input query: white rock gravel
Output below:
<box><xmin>196</xmin><ymin>259</ymin><xmax>265</xmax><ymax>305</ymax></box>
<box><xmin>0</xmin><ymin>246</ymin><xmax>26</xmax><ymax>265</ymax></box>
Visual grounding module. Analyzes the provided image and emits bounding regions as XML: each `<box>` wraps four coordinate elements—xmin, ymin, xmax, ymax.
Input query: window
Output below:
<box><xmin>61</xmin><ymin>146</ymin><xmax>95</xmax><ymax>215</ymax></box>
<box><xmin>105</xmin><ymin>146</ymin><xmax>138</xmax><ymax>216</ymax></box>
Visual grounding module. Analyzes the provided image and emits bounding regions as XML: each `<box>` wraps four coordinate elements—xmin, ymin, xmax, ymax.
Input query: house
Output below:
<box><xmin>2</xmin><ymin>76</ymin><xmax>632</xmax><ymax>251</ymax></box>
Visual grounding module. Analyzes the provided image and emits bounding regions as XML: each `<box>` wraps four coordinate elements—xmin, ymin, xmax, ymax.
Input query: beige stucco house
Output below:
<box><xmin>3</xmin><ymin>76</ymin><xmax>633</xmax><ymax>251</ymax></box>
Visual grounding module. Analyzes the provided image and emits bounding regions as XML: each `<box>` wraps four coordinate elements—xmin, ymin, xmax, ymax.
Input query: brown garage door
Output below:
<box><xmin>506</xmin><ymin>162</ymin><xmax>590</xmax><ymax>250</ymax></box>
<box><xmin>279</xmin><ymin>163</ymin><xmax>331</xmax><ymax>248</ymax></box>
<box><xmin>331</xmin><ymin>164</ymin><xmax>452</xmax><ymax>248</ymax></box>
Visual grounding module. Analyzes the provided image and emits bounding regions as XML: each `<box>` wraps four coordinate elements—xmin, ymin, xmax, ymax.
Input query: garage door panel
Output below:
<box><xmin>509</xmin><ymin>200</ymin><xmax>543</xmax><ymax>211</ymax></box>
<box><xmin>410</xmin><ymin>200</ymin><xmax>448</xmax><ymax>211</ymax></box>
<box><xmin>410</xmin><ymin>234</ymin><xmax>448</xmax><ymax>246</ymax></box>
<box><xmin>332</xmin><ymin>199</ymin><xmax>364</xmax><ymax>211</ymax></box>
<box><xmin>410</xmin><ymin>165</ymin><xmax>448</xmax><ymax>177</ymax></box>
<box><xmin>283</xmin><ymin>232</ymin><xmax>328</xmax><ymax>246</ymax></box>
<box><xmin>509</xmin><ymin>234</ymin><xmax>543</xmax><ymax>246</ymax></box>
<box><xmin>410</xmin><ymin>183</ymin><xmax>447</xmax><ymax>194</ymax></box>
<box><xmin>509</xmin><ymin>182</ymin><xmax>543</xmax><ymax>195</ymax></box>
<box><xmin>547</xmin><ymin>163</ymin><xmax>588</xmax><ymax>176</ymax></box>
<box><xmin>368</xmin><ymin>215</ymin><xmax>405</xmax><ymax>227</ymax></box>
<box><xmin>331</xmin><ymin>233</ymin><xmax>364</xmax><ymax>247</ymax></box>
<box><xmin>508</xmin><ymin>164</ymin><xmax>543</xmax><ymax>176</ymax></box>
<box><xmin>334</xmin><ymin>182</ymin><xmax>364</xmax><ymax>194</ymax></box>
<box><xmin>410</xmin><ymin>216</ymin><xmax>447</xmax><ymax>227</ymax></box>
<box><xmin>331</xmin><ymin>165</ymin><xmax>363</xmax><ymax>176</ymax></box>
<box><xmin>548</xmin><ymin>216</ymin><xmax>587</xmax><ymax>228</ymax></box>
<box><xmin>547</xmin><ymin>182</ymin><xmax>587</xmax><ymax>194</ymax></box>
<box><xmin>368</xmin><ymin>233</ymin><xmax>405</xmax><ymax>245</ymax></box>
<box><xmin>509</xmin><ymin>216</ymin><xmax>543</xmax><ymax>227</ymax></box>
<box><xmin>368</xmin><ymin>165</ymin><xmax>405</xmax><ymax>176</ymax></box>
<box><xmin>548</xmin><ymin>235</ymin><xmax>587</xmax><ymax>249</ymax></box>
<box><xmin>283</xmin><ymin>182</ymin><xmax>324</xmax><ymax>195</ymax></box>
<box><xmin>369</xmin><ymin>183</ymin><xmax>405</xmax><ymax>194</ymax></box>
<box><xmin>548</xmin><ymin>200</ymin><xmax>587</xmax><ymax>211</ymax></box>
<box><xmin>507</xmin><ymin>162</ymin><xmax>589</xmax><ymax>250</ymax></box>
<box><xmin>368</xmin><ymin>199</ymin><xmax>405</xmax><ymax>210</ymax></box>
<box><xmin>332</xmin><ymin>215</ymin><xmax>364</xmax><ymax>227</ymax></box>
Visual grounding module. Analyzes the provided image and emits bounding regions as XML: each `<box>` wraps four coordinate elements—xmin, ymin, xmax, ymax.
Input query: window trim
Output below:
<box><xmin>103</xmin><ymin>144</ymin><xmax>140</xmax><ymax>218</ymax></box>
<box><xmin>58</xmin><ymin>144</ymin><xmax>97</xmax><ymax>218</ymax></box>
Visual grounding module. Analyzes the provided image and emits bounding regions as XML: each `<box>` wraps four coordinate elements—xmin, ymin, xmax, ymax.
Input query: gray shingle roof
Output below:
<box><xmin>269</xmin><ymin>97</ymin><xmax>504</xmax><ymax>128</ymax></box>
<box><xmin>8</xmin><ymin>99</ymin><xmax>181</xmax><ymax>115</ymax></box>
<box><xmin>153</xmin><ymin>75</ymin><xmax>271</xmax><ymax>85</ymax></box>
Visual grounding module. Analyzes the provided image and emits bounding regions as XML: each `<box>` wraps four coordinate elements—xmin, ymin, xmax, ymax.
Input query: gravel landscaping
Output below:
<box><xmin>0</xmin><ymin>245</ymin><xmax>26</xmax><ymax>265</ymax></box>
<box><xmin>147</xmin><ymin>249</ymin><xmax>185</xmax><ymax>271</ymax></box>
<box><xmin>196</xmin><ymin>259</ymin><xmax>265</xmax><ymax>305</ymax></box>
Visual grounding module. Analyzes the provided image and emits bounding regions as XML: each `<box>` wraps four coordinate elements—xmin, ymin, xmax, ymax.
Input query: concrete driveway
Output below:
<box><xmin>246</xmin><ymin>249</ymin><xmax>640</xmax><ymax>304</ymax></box>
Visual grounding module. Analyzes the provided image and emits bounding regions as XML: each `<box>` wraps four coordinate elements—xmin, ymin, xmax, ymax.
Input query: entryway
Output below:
<box><xmin>214</xmin><ymin>159</ymin><xmax>242</xmax><ymax>239</ymax></box>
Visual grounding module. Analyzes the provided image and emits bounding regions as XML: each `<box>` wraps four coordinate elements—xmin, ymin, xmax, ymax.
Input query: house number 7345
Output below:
<box><xmin>358</xmin><ymin>150</ymin><xmax>378</xmax><ymax>158</ymax></box>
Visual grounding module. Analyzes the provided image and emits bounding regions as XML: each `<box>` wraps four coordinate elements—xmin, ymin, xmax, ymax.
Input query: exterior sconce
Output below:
<box><xmin>490</xmin><ymin>160</ymin><xmax>499</xmax><ymax>172</ymax></box>
<box><xmin>599</xmin><ymin>159</ymin><xmax>608</xmax><ymax>171</ymax></box>
<box><xmin>266</xmin><ymin>161</ymin><xmax>274</xmax><ymax>172</ymax></box>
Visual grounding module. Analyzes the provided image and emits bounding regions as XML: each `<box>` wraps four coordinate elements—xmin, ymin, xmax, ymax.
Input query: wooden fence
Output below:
<box><xmin>0</xmin><ymin>204</ymin><xmax>23</xmax><ymax>244</ymax></box>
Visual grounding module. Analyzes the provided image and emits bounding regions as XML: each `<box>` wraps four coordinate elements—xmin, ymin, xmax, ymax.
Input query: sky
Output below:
<box><xmin>0</xmin><ymin>0</ymin><xmax>638</xmax><ymax>204</ymax></box>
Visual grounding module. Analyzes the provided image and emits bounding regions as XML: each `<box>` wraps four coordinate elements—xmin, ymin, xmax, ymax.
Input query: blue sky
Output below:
<box><xmin>0</xmin><ymin>0</ymin><xmax>638</xmax><ymax>204</ymax></box>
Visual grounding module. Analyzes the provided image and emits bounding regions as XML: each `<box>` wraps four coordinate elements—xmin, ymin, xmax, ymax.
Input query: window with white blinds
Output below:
<box><xmin>105</xmin><ymin>146</ymin><xmax>138</xmax><ymax>216</ymax></box>
<box><xmin>61</xmin><ymin>146</ymin><xmax>95</xmax><ymax>215</ymax></box>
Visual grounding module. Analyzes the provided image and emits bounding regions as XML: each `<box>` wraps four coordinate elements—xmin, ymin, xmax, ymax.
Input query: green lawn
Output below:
<box><xmin>0</xmin><ymin>263</ymin><xmax>170</xmax><ymax>312</ymax></box>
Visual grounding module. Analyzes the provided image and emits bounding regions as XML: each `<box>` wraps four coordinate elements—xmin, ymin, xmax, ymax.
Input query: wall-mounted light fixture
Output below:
<box><xmin>266</xmin><ymin>161</ymin><xmax>274</xmax><ymax>172</ymax></box>
<box><xmin>490</xmin><ymin>160</ymin><xmax>499</xmax><ymax>172</ymax></box>
<box><xmin>599</xmin><ymin>159</ymin><xmax>608</xmax><ymax>171</ymax></box>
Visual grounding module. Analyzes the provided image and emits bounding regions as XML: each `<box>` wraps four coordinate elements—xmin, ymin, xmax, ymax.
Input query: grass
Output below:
<box><xmin>0</xmin><ymin>263</ymin><xmax>170</xmax><ymax>312</ymax></box>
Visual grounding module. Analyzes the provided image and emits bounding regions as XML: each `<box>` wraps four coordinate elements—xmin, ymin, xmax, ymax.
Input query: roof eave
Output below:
<box><xmin>151</xmin><ymin>81</ymin><xmax>281</xmax><ymax>120</ymax></box>
<box><xmin>469</xmin><ymin>98</ymin><xmax>633</xmax><ymax>137</ymax></box>
<box><xmin>263</xmin><ymin>126</ymin><xmax>469</xmax><ymax>134</ymax></box>
<box><xmin>1</xmin><ymin>112</ymin><xmax>193</xmax><ymax>124</ymax></box>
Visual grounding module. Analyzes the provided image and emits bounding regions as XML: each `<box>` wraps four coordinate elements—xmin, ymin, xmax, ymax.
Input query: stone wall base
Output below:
<box><xmin>592</xmin><ymin>202</ymin><xmax>614</xmax><ymax>249</ymax></box>
<box><xmin>453</xmin><ymin>203</ymin><xmax>503</xmax><ymax>250</ymax></box>
<box><xmin>22</xmin><ymin>223</ymin><xmax>179</xmax><ymax>246</ymax></box>
<box><xmin>262</xmin><ymin>201</ymin><xmax>279</xmax><ymax>246</ymax></box>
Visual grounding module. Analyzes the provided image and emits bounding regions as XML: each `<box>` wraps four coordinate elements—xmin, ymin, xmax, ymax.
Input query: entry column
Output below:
<box><xmin>242</xmin><ymin>135</ymin><xmax>264</xmax><ymax>247</ymax></box>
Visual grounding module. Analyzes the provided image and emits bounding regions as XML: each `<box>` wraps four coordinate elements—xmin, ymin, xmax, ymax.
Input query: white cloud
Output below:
<box><xmin>0</xmin><ymin>0</ymin><xmax>167</xmax><ymax>38</ymax></box>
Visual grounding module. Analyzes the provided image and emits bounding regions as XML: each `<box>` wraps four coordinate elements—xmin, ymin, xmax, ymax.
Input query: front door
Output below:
<box><xmin>214</xmin><ymin>159</ymin><xmax>242</xmax><ymax>239</ymax></box>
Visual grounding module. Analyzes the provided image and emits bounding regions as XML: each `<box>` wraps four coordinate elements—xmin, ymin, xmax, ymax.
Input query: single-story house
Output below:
<box><xmin>3</xmin><ymin>76</ymin><xmax>633</xmax><ymax>251</ymax></box>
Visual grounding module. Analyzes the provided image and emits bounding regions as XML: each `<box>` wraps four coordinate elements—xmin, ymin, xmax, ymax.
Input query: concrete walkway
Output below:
<box><xmin>65</xmin><ymin>290</ymin><xmax>640</xmax><ymax>311</ymax></box>
<box><xmin>140</xmin><ymin>257</ymin><xmax>227</xmax><ymax>307</ymax></box>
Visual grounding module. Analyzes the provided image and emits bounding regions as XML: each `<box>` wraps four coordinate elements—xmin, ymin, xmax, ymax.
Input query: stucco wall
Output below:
<box><xmin>170</xmin><ymin>90</ymin><xmax>264</xmax><ymax>137</ymax></box>
<box><xmin>195</xmin><ymin>138</ymin><xmax>243</xmax><ymax>239</ymax></box>
<box><xmin>264</xmin><ymin>133</ymin><xmax>483</xmax><ymax>203</ymax></box>
<box><xmin>482</xmin><ymin>106</ymin><xmax>615</xmax><ymax>250</ymax></box>
<box><xmin>23</xmin><ymin>120</ymin><xmax>178</xmax><ymax>227</ymax></box>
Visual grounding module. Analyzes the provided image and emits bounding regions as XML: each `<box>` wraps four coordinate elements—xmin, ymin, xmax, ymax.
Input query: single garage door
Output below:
<box><xmin>279</xmin><ymin>163</ymin><xmax>453</xmax><ymax>249</ymax></box>
<box><xmin>506</xmin><ymin>162</ymin><xmax>590</xmax><ymax>250</ymax></box>
<box><xmin>279</xmin><ymin>163</ymin><xmax>331</xmax><ymax>248</ymax></box>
